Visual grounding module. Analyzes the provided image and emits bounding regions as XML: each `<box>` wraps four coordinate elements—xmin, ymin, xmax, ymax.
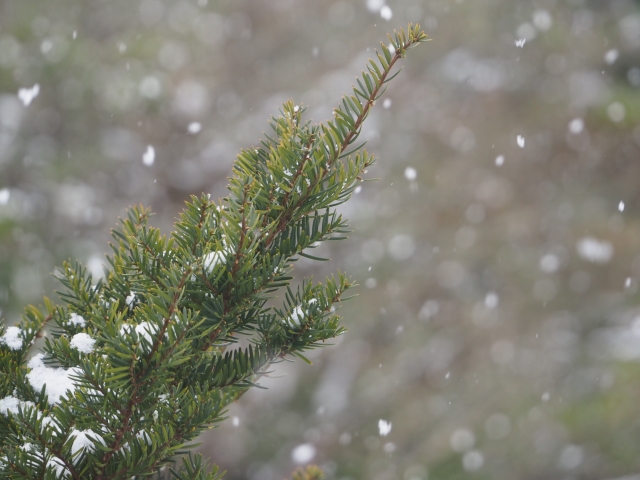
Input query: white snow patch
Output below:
<box><xmin>46</xmin><ymin>456</ymin><xmax>68</xmax><ymax>477</ymax></box>
<box><xmin>291</xmin><ymin>443</ymin><xmax>316</xmax><ymax>464</ymax></box>
<box><xmin>290</xmin><ymin>305</ymin><xmax>306</xmax><ymax>327</ymax></box>
<box><xmin>378</xmin><ymin>419</ymin><xmax>392</xmax><ymax>436</ymax></box>
<box><xmin>142</xmin><ymin>145</ymin><xmax>155</xmax><ymax>166</ymax></box>
<box><xmin>0</xmin><ymin>326</ymin><xmax>23</xmax><ymax>350</ymax></box>
<box><xmin>515</xmin><ymin>38</ymin><xmax>526</xmax><ymax>48</ymax></box>
<box><xmin>203</xmin><ymin>250</ymin><xmax>227</xmax><ymax>274</ymax></box>
<box><xmin>70</xmin><ymin>333</ymin><xmax>96</xmax><ymax>354</ymax></box>
<box><xmin>577</xmin><ymin>237</ymin><xmax>613</xmax><ymax>263</ymax></box>
<box><xmin>137</xmin><ymin>429</ymin><xmax>152</xmax><ymax>444</ymax></box>
<box><xmin>68</xmin><ymin>313</ymin><xmax>86</xmax><ymax>327</ymax></box>
<box><xmin>27</xmin><ymin>354</ymin><xmax>81</xmax><ymax>405</ymax></box>
<box><xmin>18</xmin><ymin>84</ymin><xmax>40</xmax><ymax>106</ymax></box>
<box><xmin>0</xmin><ymin>396</ymin><xmax>35</xmax><ymax>416</ymax></box>
<box><xmin>70</xmin><ymin>429</ymin><xmax>104</xmax><ymax>456</ymax></box>
<box><xmin>126</xmin><ymin>292</ymin><xmax>137</xmax><ymax>307</ymax></box>
<box><xmin>134</xmin><ymin>322</ymin><xmax>158</xmax><ymax>348</ymax></box>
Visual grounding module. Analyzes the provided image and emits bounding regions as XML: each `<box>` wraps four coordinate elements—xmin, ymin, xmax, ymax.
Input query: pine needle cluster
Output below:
<box><xmin>0</xmin><ymin>25</ymin><xmax>427</xmax><ymax>479</ymax></box>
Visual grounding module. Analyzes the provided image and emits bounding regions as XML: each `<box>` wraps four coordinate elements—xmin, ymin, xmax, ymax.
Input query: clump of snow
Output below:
<box><xmin>291</xmin><ymin>443</ymin><xmax>316</xmax><ymax>464</ymax></box>
<box><xmin>68</xmin><ymin>313</ymin><xmax>86</xmax><ymax>327</ymax></box>
<box><xmin>204</xmin><ymin>243</ymin><xmax>232</xmax><ymax>274</ymax></box>
<box><xmin>0</xmin><ymin>396</ymin><xmax>35</xmax><ymax>416</ymax></box>
<box><xmin>517</xmin><ymin>135</ymin><xmax>525</xmax><ymax>148</ymax></box>
<box><xmin>27</xmin><ymin>354</ymin><xmax>81</xmax><ymax>405</ymax></box>
<box><xmin>121</xmin><ymin>322</ymin><xmax>160</xmax><ymax>352</ymax></box>
<box><xmin>290</xmin><ymin>305</ymin><xmax>306</xmax><ymax>327</ymax></box>
<box><xmin>18</xmin><ymin>84</ymin><xmax>40</xmax><ymax>106</ymax></box>
<box><xmin>142</xmin><ymin>145</ymin><xmax>155</xmax><ymax>166</ymax></box>
<box><xmin>382</xmin><ymin>98</ymin><xmax>392</xmax><ymax>109</ymax></box>
<box><xmin>378</xmin><ymin>419</ymin><xmax>392</xmax><ymax>436</ymax></box>
<box><xmin>619</xmin><ymin>201</ymin><xmax>625</xmax><ymax>212</ymax></box>
<box><xmin>0</xmin><ymin>326</ymin><xmax>23</xmax><ymax>350</ymax></box>
<box><xmin>515</xmin><ymin>38</ymin><xmax>526</xmax><ymax>48</ymax></box>
<box><xmin>576</xmin><ymin>237</ymin><xmax>613</xmax><ymax>263</ymax></box>
<box><xmin>0</xmin><ymin>188</ymin><xmax>10</xmax><ymax>205</ymax></box>
<box><xmin>203</xmin><ymin>251</ymin><xmax>226</xmax><ymax>273</ymax></box>
<box><xmin>495</xmin><ymin>155</ymin><xmax>504</xmax><ymax>166</ymax></box>
<box><xmin>137</xmin><ymin>429</ymin><xmax>152</xmax><ymax>444</ymax></box>
<box><xmin>42</xmin><ymin>415</ymin><xmax>62</xmax><ymax>434</ymax></box>
<box><xmin>70</xmin><ymin>429</ymin><xmax>104</xmax><ymax>456</ymax></box>
<box><xmin>125</xmin><ymin>292</ymin><xmax>137</xmax><ymax>307</ymax></box>
<box><xmin>380</xmin><ymin>5</ymin><xmax>392</xmax><ymax>20</ymax></box>
<box><xmin>70</xmin><ymin>333</ymin><xmax>96</xmax><ymax>354</ymax></box>
<box><xmin>46</xmin><ymin>456</ymin><xmax>68</xmax><ymax>477</ymax></box>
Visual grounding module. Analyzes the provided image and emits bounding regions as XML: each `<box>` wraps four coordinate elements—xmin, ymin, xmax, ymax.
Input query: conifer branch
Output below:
<box><xmin>0</xmin><ymin>24</ymin><xmax>427</xmax><ymax>478</ymax></box>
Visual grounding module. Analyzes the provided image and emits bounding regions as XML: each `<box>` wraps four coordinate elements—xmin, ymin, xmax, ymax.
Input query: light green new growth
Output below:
<box><xmin>0</xmin><ymin>25</ymin><xmax>427</xmax><ymax>479</ymax></box>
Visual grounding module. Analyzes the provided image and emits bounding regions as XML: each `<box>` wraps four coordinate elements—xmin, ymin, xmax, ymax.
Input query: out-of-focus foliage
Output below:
<box><xmin>1</xmin><ymin>0</ymin><xmax>640</xmax><ymax>479</ymax></box>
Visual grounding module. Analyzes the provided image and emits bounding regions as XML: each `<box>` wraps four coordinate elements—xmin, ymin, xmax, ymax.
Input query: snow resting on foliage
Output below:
<box><xmin>290</xmin><ymin>299</ymin><xmax>317</xmax><ymax>327</ymax></box>
<box><xmin>120</xmin><ymin>321</ymin><xmax>159</xmax><ymax>351</ymax></box>
<box><xmin>204</xmin><ymin>243</ymin><xmax>233</xmax><ymax>274</ymax></box>
<box><xmin>0</xmin><ymin>326</ymin><xmax>23</xmax><ymax>350</ymax></box>
<box><xmin>68</xmin><ymin>313</ymin><xmax>86</xmax><ymax>327</ymax></box>
<box><xmin>27</xmin><ymin>354</ymin><xmax>81</xmax><ymax>405</ymax></box>
<box><xmin>126</xmin><ymin>291</ymin><xmax>137</xmax><ymax>307</ymax></box>
<box><xmin>0</xmin><ymin>396</ymin><xmax>35</xmax><ymax>416</ymax></box>
<box><xmin>70</xmin><ymin>428</ymin><xmax>104</xmax><ymax>456</ymax></box>
<box><xmin>46</xmin><ymin>456</ymin><xmax>68</xmax><ymax>477</ymax></box>
<box><xmin>290</xmin><ymin>306</ymin><xmax>306</xmax><ymax>327</ymax></box>
<box><xmin>70</xmin><ymin>333</ymin><xmax>96</xmax><ymax>354</ymax></box>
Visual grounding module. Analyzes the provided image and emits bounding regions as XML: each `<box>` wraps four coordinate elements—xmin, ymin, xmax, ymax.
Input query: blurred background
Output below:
<box><xmin>2</xmin><ymin>0</ymin><xmax>640</xmax><ymax>478</ymax></box>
